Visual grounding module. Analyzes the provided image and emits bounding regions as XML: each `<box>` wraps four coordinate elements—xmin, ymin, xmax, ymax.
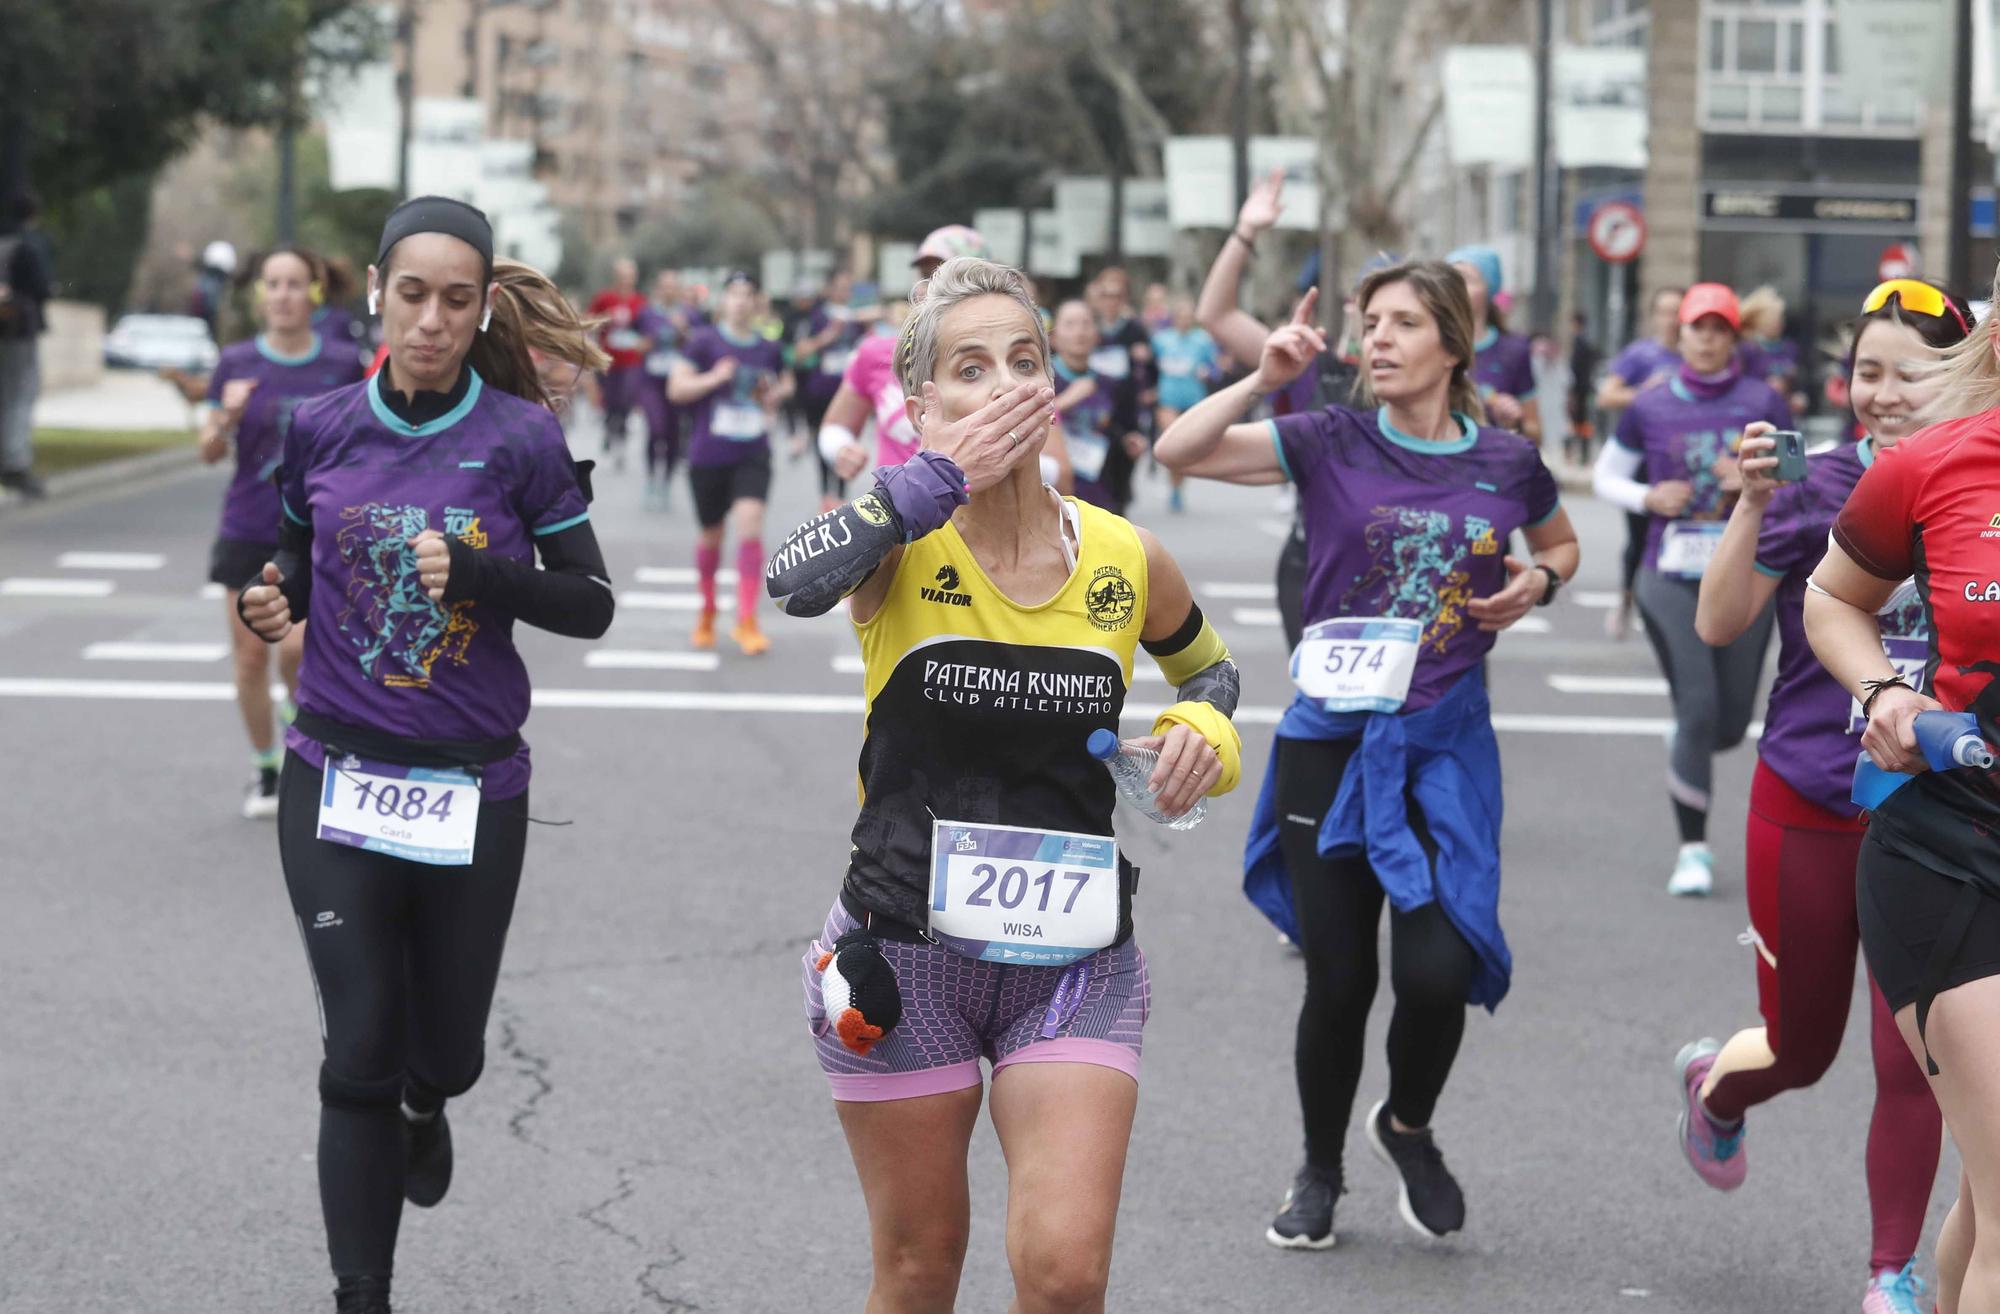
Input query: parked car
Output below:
<box><xmin>103</xmin><ymin>314</ymin><xmax>219</xmax><ymax>372</ymax></box>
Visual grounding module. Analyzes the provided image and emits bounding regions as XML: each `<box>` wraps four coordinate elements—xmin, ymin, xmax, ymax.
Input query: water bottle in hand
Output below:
<box><xmin>1087</xmin><ymin>729</ymin><xmax>1206</xmax><ymax>831</ymax></box>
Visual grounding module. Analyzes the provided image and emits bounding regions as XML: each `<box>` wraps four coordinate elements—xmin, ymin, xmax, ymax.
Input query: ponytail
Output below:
<box><xmin>469</xmin><ymin>258</ymin><xmax>611</xmax><ymax>412</ymax></box>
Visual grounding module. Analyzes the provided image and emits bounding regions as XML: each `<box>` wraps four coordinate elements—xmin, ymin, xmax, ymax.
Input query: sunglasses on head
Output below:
<box><xmin>1863</xmin><ymin>279</ymin><xmax>1970</xmax><ymax>335</ymax></box>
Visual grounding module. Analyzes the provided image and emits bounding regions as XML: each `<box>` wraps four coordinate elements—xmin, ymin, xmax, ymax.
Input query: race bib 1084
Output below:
<box><xmin>928</xmin><ymin>820</ymin><xmax>1119</xmax><ymax>966</ymax></box>
<box><xmin>317</xmin><ymin>755</ymin><xmax>480</xmax><ymax>866</ymax></box>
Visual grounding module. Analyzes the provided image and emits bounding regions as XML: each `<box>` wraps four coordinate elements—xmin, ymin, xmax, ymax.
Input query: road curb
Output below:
<box><xmin>0</xmin><ymin>443</ymin><xmax>203</xmax><ymax>513</ymax></box>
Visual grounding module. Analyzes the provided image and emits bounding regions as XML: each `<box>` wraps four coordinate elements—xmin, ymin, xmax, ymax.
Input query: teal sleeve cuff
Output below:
<box><xmin>1528</xmin><ymin>502</ymin><xmax>1561</xmax><ymax>528</ymax></box>
<box><xmin>1266</xmin><ymin>419</ymin><xmax>1293</xmax><ymax>483</ymax></box>
<box><xmin>281</xmin><ymin>498</ymin><xmax>308</xmax><ymax>526</ymax></box>
<box><xmin>1752</xmin><ymin>560</ymin><xmax>1787</xmax><ymax>579</ymax></box>
<box><xmin>533</xmin><ymin>511</ymin><xmax>591</xmax><ymax>536</ymax></box>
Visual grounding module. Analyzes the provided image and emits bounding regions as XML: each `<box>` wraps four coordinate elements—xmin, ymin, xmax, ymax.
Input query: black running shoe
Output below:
<box><xmin>1365</xmin><ymin>1099</ymin><xmax>1465</xmax><ymax>1238</ymax></box>
<box><xmin>403</xmin><ymin>1104</ymin><xmax>452</xmax><ymax>1208</ymax></box>
<box><xmin>334</xmin><ymin>1274</ymin><xmax>391</xmax><ymax>1313</ymax></box>
<box><xmin>1264</xmin><ymin>1162</ymin><xmax>1340</xmax><ymax>1250</ymax></box>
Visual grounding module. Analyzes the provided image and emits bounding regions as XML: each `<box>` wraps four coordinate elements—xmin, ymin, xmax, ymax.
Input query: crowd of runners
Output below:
<box><xmin>162</xmin><ymin>172</ymin><xmax>2000</xmax><ymax>1314</ymax></box>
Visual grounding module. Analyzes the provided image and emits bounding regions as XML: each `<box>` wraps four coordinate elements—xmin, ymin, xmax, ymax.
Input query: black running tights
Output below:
<box><xmin>1276</xmin><ymin>736</ymin><xmax>1475</xmax><ymax>1174</ymax></box>
<box><xmin>277</xmin><ymin>752</ymin><xmax>528</xmax><ymax>1279</ymax></box>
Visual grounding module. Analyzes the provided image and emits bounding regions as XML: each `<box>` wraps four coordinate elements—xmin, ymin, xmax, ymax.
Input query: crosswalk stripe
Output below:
<box><xmin>618</xmin><ymin>591</ymin><xmax>708</xmax><ymax>611</ymax></box>
<box><xmin>2</xmin><ymin>578</ymin><xmax>115</xmax><ymax>598</ymax></box>
<box><xmin>1548</xmin><ymin>674</ymin><xmax>1669</xmax><ymax>696</ymax></box>
<box><xmin>1230</xmin><ymin>607</ymin><xmax>1282</xmax><ymax>628</ymax></box>
<box><xmin>1202</xmin><ymin>582</ymin><xmax>1276</xmax><ymax>600</ymax></box>
<box><xmin>198</xmin><ymin>583</ymin><xmax>227</xmax><ymax>601</ymax></box>
<box><xmin>634</xmin><ymin>566</ymin><xmax>739</xmax><ymax>586</ymax></box>
<box><xmin>0</xmin><ymin>677</ymin><xmax>1759</xmax><ymax>738</ymax></box>
<box><xmin>83</xmin><ymin>641</ymin><xmax>229</xmax><ymax>663</ymax></box>
<box><xmin>1571</xmin><ymin>590</ymin><xmax>1623</xmax><ymax>609</ymax></box>
<box><xmin>830</xmin><ymin>654</ymin><xmax>865</xmax><ymax>675</ymax></box>
<box><xmin>583</xmin><ymin>650</ymin><xmax>721</xmax><ymax>671</ymax></box>
<box><xmin>57</xmin><ymin>551</ymin><xmax>165</xmax><ymax>571</ymax></box>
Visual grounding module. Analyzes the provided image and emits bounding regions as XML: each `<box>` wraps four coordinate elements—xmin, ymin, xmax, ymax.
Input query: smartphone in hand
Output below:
<box><xmin>1771</xmin><ymin>430</ymin><xmax>1809</xmax><ymax>482</ymax></box>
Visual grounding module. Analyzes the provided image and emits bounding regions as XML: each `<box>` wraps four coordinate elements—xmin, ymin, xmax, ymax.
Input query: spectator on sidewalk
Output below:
<box><xmin>0</xmin><ymin>191</ymin><xmax>54</xmax><ymax>499</ymax></box>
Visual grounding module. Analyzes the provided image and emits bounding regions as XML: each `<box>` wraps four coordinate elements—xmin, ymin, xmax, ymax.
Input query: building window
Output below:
<box><xmin>1736</xmin><ymin>19</ymin><xmax>1778</xmax><ymax>73</ymax></box>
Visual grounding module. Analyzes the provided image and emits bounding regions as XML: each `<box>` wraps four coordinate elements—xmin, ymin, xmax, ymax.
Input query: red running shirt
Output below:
<box><xmin>1832</xmin><ymin>411</ymin><xmax>2000</xmax><ymax>875</ymax></box>
<box><xmin>588</xmin><ymin>290</ymin><xmax>649</xmax><ymax>371</ymax></box>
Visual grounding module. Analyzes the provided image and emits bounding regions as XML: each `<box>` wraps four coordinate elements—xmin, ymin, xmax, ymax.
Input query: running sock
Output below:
<box><xmin>735</xmin><ymin>539</ymin><xmax>764</xmax><ymax>622</ymax></box>
<box><xmin>695</xmin><ymin>544</ymin><xmax>721</xmax><ymax>614</ymax></box>
<box><xmin>255</xmin><ymin>748</ymin><xmax>282</xmax><ymax>771</ymax></box>
<box><xmin>1673</xmin><ymin>799</ymin><xmax>1707</xmax><ymax>844</ymax></box>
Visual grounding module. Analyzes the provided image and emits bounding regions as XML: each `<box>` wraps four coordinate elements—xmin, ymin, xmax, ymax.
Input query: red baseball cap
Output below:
<box><xmin>1679</xmin><ymin>283</ymin><xmax>1741</xmax><ymax>331</ymax></box>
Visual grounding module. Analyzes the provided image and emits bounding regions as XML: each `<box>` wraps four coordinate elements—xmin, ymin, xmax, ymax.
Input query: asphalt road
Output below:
<box><xmin>0</xmin><ymin>413</ymin><xmax>1957</xmax><ymax>1313</ymax></box>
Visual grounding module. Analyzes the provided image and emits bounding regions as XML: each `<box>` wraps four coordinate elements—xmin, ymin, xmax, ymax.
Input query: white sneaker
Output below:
<box><xmin>1667</xmin><ymin>843</ymin><xmax>1713</xmax><ymax>897</ymax></box>
<box><xmin>241</xmin><ymin>768</ymin><xmax>280</xmax><ymax>820</ymax></box>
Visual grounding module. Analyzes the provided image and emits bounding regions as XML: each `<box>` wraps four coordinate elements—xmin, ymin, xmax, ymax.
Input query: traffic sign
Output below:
<box><xmin>1878</xmin><ymin>242</ymin><xmax>1917</xmax><ymax>281</ymax></box>
<box><xmin>1588</xmin><ymin>201</ymin><xmax>1646</xmax><ymax>264</ymax></box>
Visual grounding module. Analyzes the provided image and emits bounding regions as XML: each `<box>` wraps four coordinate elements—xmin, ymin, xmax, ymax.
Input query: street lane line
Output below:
<box><xmin>1202</xmin><ymin>582</ymin><xmax>1277</xmax><ymax>600</ymax></box>
<box><xmin>2</xmin><ymin>578</ymin><xmax>115</xmax><ymax>598</ymax></box>
<box><xmin>83</xmin><ymin>641</ymin><xmax>229</xmax><ymax>663</ymax></box>
<box><xmin>583</xmin><ymin>650</ymin><xmax>722</xmax><ymax>671</ymax></box>
<box><xmin>58</xmin><ymin>552</ymin><xmax>166</xmax><ymax>571</ymax></box>
<box><xmin>1572</xmin><ymin>590</ymin><xmax>1623</xmax><ymax>609</ymax></box>
<box><xmin>199</xmin><ymin>583</ymin><xmax>226</xmax><ymax>600</ymax></box>
<box><xmin>634</xmin><ymin>566</ymin><xmax>739</xmax><ymax>586</ymax></box>
<box><xmin>0</xmin><ymin>676</ymin><xmax>1759</xmax><ymax>738</ymax></box>
<box><xmin>1548</xmin><ymin>674</ymin><xmax>1669</xmax><ymax>696</ymax></box>
<box><xmin>618</xmin><ymin>591</ymin><xmax>707</xmax><ymax>610</ymax></box>
<box><xmin>830</xmin><ymin>654</ymin><xmax>865</xmax><ymax>675</ymax></box>
<box><xmin>1509</xmin><ymin>616</ymin><xmax>1553</xmax><ymax>634</ymax></box>
<box><xmin>1231</xmin><ymin>607</ymin><xmax>1282</xmax><ymax>627</ymax></box>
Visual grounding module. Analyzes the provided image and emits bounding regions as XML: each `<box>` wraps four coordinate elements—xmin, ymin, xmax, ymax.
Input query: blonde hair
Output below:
<box><xmin>466</xmin><ymin>257</ymin><xmax>611</xmax><ymax>410</ymax></box>
<box><xmin>1739</xmin><ymin>285</ymin><xmax>1785</xmax><ymax>338</ymax></box>
<box><xmin>895</xmin><ymin>257</ymin><xmax>1050</xmax><ymax>394</ymax></box>
<box><xmin>1920</xmin><ymin>262</ymin><xmax>2000</xmax><ymax>423</ymax></box>
<box><xmin>1352</xmin><ymin>259</ymin><xmax>1487</xmax><ymax>424</ymax></box>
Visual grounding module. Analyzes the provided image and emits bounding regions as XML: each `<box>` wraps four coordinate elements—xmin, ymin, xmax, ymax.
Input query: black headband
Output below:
<box><xmin>375</xmin><ymin>196</ymin><xmax>494</xmax><ymax>274</ymax></box>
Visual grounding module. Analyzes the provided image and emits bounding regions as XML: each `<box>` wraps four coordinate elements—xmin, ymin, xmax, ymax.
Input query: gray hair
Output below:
<box><xmin>895</xmin><ymin>257</ymin><xmax>1050</xmax><ymax>395</ymax></box>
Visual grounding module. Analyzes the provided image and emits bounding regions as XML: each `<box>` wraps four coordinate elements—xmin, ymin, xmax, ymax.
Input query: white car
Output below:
<box><xmin>103</xmin><ymin>314</ymin><xmax>219</xmax><ymax>372</ymax></box>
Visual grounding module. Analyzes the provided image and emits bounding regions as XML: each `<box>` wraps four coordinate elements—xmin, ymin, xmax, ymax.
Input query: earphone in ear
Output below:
<box><xmin>308</xmin><ymin>282</ymin><xmax>325</xmax><ymax>307</ymax></box>
<box><xmin>479</xmin><ymin>303</ymin><xmax>492</xmax><ymax>332</ymax></box>
<box><xmin>367</xmin><ymin>289</ymin><xmax>380</xmax><ymax>316</ymax></box>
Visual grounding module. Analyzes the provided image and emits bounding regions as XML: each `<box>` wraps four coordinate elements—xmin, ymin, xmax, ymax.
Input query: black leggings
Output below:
<box><xmin>1276</xmin><ymin>520</ymin><xmax>1308</xmax><ymax>654</ymax></box>
<box><xmin>1277</xmin><ymin>737</ymin><xmax>1475</xmax><ymax>1173</ymax></box>
<box><xmin>277</xmin><ymin>752</ymin><xmax>529</xmax><ymax>1280</ymax></box>
<box><xmin>1620</xmin><ymin>511</ymin><xmax>1648</xmax><ymax>594</ymax></box>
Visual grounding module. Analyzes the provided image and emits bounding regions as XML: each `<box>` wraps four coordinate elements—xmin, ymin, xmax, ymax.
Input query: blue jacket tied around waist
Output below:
<box><xmin>1243</xmin><ymin>670</ymin><xmax>1512</xmax><ymax>1010</ymax></box>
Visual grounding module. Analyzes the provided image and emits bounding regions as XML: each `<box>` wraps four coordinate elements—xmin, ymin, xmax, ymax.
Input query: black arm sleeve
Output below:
<box><xmin>235</xmin><ymin>514</ymin><xmax>313</xmax><ymax>641</ymax></box>
<box><xmin>766</xmin><ymin>490</ymin><xmax>907</xmax><ymax>618</ymax></box>
<box><xmin>441</xmin><ymin>521</ymin><xmax>614</xmax><ymax>640</ymax></box>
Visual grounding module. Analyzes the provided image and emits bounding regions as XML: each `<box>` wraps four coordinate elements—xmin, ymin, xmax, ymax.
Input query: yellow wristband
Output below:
<box><xmin>1151</xmin><ymin>699</ymin><xmax>1243</xmax><ymax>796</ymax></box>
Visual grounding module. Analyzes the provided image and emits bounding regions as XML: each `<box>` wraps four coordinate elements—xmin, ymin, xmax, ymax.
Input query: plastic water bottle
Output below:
<box><xmin>1851</xmin><ymin>711</ymin><xmax>1994</xmax><ymax>809</ymax></box>
<box><xmin>1087</xmin><ymin>729</ymin><xmax>1207</xmax><ymax>831</ymax></box>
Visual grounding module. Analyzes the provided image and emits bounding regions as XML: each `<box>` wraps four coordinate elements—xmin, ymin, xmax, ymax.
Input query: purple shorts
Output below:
<box><xmin>801</xmin><ymin>899</ymin><xmax>1150</xmax><ymax>1102</ymax></box>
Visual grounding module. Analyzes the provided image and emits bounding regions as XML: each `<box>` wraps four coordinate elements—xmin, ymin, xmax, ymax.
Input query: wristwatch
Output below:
<box><xmin>1534</xmin><ymin>564</ymin><xmax>1562</xmax><ymax>607</ymax></box>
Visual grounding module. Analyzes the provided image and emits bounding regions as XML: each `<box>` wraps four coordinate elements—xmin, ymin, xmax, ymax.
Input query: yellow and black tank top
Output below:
<box><xmin>844</xmin><ymin>497</ymin><xmax>1150</xmax><ymax>929</ymax></box>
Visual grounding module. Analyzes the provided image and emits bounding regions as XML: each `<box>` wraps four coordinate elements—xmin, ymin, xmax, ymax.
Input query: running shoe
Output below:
<box><xmin>1673</xmin><ymin>1038</ymin><xmax>1746</xmax><ymax>1191</ymax></box>
<box><xmin>1265</xmin><ymin>1162</ymin><xmax>1340</xmax><ymax>1250</ymax></box>
<box><xmin>403</xmin><ymin>1103</ymin><xmax>452</xmax><ymax>1207</ymax></box>
<box><xmin>1365</xmin><ymin>1099</ymin><xmax>1465</xmax><ymax>1238</ymax></box>
<box><xmin>732</xmin><ymin>620</ymin><xmax>771</xmax><ymax>656</ymax></box>
<box><xmin>1169</xmin><ymin>486</ymin><xmax>1186</xmax><ymax>513</ymax></box>
<box><xmin>1861</xmin><ymin>1261</ymin><xmax>1927</xmax><ymax>1314</ymax></box>
<box><xmin>242</xmin><ymin>767</ymin><xmax>280</xmax><ymax>820</ymax></box>
<box><xmin>1667</xmin><ymin>843</ymin><xmax>1714</xmax><ymax>897</ymax></box>
<box><xmin>1604</xmin><ymin>594</ymin><xmax>1632</xmax><ymax>640</ymax></box>
<box><xmin>334</xmin><ymin>1274</ymin><xmax>392</xmax><ymax>1313</ymax></box>
<box><xmin>690</xmin><ymin>609</ymin><xmax>718</xmax><ymax>649</ymax></box>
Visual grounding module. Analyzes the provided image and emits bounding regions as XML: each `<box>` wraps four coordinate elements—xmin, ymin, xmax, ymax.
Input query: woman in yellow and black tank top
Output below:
<box><xmin>766</xmin><ymin>257</ymin><xmax>1243</xmax><ymax>1311</ymax></box>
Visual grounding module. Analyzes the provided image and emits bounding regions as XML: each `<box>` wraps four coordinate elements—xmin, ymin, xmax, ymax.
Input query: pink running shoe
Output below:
<box><xmin>1674</xmin><ymin>1038</ymin><xmax>1746</xmax><ymax>1191</ymax></box>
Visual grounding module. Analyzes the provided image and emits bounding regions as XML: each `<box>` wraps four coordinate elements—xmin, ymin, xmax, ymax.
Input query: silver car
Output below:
<box><xmin>103</xmin><ymin>314</ymin><xmax>220</xmax><ymax>372</ymax></box>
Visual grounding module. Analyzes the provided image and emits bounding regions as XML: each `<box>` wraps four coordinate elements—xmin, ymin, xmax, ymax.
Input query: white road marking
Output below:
<box><xmin>1230</xmin><ymin>607</ymin><xmax>1283</xmax><ymax>628</ymax></box>
<box><xmin>83</xmin><ymin>641</ymin><xmax>229</xmax><ymax>663</ymax></box>
<box><xmin>0</xmin><ymin>676</ymin><xmax>1761</xmax><ymax>738</ymax></box>
<box><xmin>58</xmin><ymin>551</ymin><xmax>166</xmax><ymax>571</ymax></box>
<box><xmin>199</xmin><ymin>583</ymin><xmax>227</xmax><ymax>601</ymax></box>
<box><xmin>634</xmin><ymin>566</ymin><xmax>739</xmax><ymax>586</ymax></box>
<box><xmin>1508</xmin><ymin>615</ymin><xmax>1553</xmax><ymax>634</ymax></box>
<box><xmin>1202</xmin><ymin>582</ymin><xmax>1277</xmax><ymax>600</ymax></box>
<box><xmin>618</xmin><ymin>591</ymin><xmax>708</xmax><ymax>611</ymax></box>
<box><xmin>830</xmin><ymin>654</ymin><xmax>865</xmax><ymax>675</ymax></box>
<box><xmin>1572</xmin><ymin>590</ymin><xmax>1624</xmax><ymax>609</ymax></box>
<box><xmin>583</xmin><ymin>650</ymin><xmax>721</xmax><ymax>671</ymax></box>
<box><xmin>1547</xmin><ymin>674</ymin><xmax>1669</xmax><ymax>696</ymax></box>
<box><xmin>2</xmin><ymin>578</ymin><xmax>115</xmax><ymax>598</ymax></box>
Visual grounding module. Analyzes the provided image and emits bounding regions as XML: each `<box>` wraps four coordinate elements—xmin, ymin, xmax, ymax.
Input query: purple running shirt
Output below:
<box><xmin>1054</xmin><ymin>356</ymin><xmax>1120</xmax><ymax>510</ymax></box>
<box><xmin>1752</xmin><ymin>438</ymin><xmax>1928</xmax><ymax>816</ymax></box>
<box><xmin>207</xmin><ymin>334</ymin><xmax>366</xmax><ymax>544</ymax></box>
<box><xmin>1268</xmin><ymin>404</ymin><xmax>1561</xmax><ymax>713</ymax></box>
<box><xmin>1613</xmin><ymin>373</ymin><xmax>1793</xmax><ymax>574</ymax></box>
<box><xmin>682</xmin><ymin>326</ymin><xmax>787</xmax><ymax>468</ymax></box>
<box><xmin>1610</xmin><ymin>337</ymin><xmax>1680</xmax><ymax>389</ymax></box>
<box><xmin>1470</xmin><ymin>328</ymin><xmax>1536</xmax><ymax>402</ymax></box>
<box><xmin>277</xmin><ymin>368</ymin><xmax>589</xmax><ymax>798</ymax></box>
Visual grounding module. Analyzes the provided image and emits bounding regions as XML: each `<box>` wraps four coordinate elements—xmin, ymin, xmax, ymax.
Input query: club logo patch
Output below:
<box><xmin>921</xmin><ymin>562</ymin><xmax>972</xmax><ymax>607</ymax></box>
<box><xmin>1085</xmin><ymin>565</ymin><xmax>1136</xmax><ymax>631</ymax></box>
<box><xmin>936</xmin><ymin>565</ymin><xmax>960</xmax><ymax>591</ymax></box>
<box><xmin>854</xmin><ymin>493</ymin><xmax>892</xmax><ymax>528</ymax></box>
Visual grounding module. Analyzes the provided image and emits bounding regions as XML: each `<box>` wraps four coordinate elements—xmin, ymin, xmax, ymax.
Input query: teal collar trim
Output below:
<box><xmin>1668</xmin><ymin>376</ymin><xmax>1695</xmax><ymax>403</ymax></box>
<box><xmin>1377</xmin><ymin>406</ymin><xmax>1478</xmax><ymax>455</ymax></box>
<box><xmin>1473</xmin><ymin>326</ymin><xmax>1500</xmax><ymax>354</ymax></box>
<box><xmin>717</xmin><ymin>324</ymin><xmax>761</xmax><ymax>349</ymax></box>
<box><xmin>368</xmin><ymin>366</ymin><xmax>484</xmax><ymax>438</ymax></box>
<box><xmin>256</xmin><ymin>332</ymin><xmax>323</xmax><ymax>366</ymax></box>
<box><xmin>1859</xmin><ymin>435</ymin><xmax>1878</xmax><ymax>468</ymax></box>
<box><xmin>1055</xmin><ymin>357</ymin><xmax>1087</xmax><ymax>383</ymax></box>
